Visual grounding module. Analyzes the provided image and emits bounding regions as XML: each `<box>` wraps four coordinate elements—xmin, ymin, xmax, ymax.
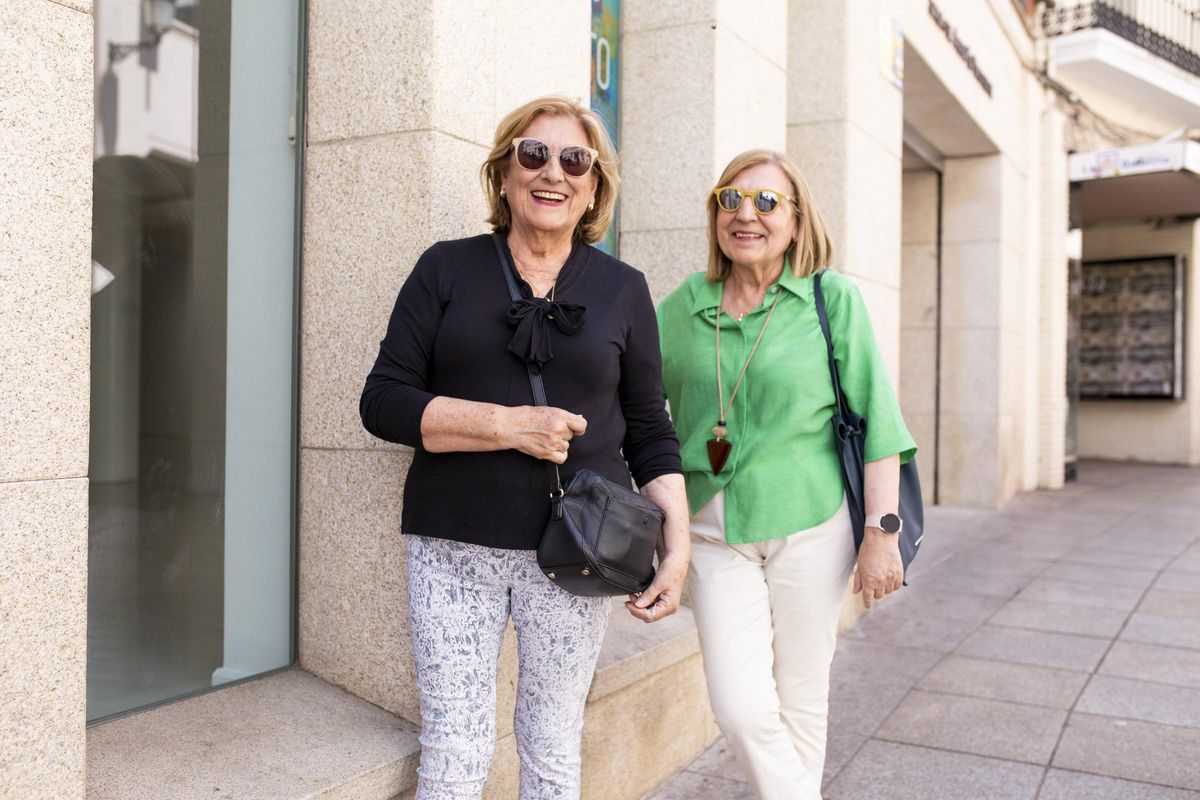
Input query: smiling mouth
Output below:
<box><xmin>732</xmin><ymin>232</ymin><xmax>764</xmax><ymax>240</ymax></box>
<box><xmin>532</xmin><ymin>190</ymin><xmax>567</xmax><ymax>203</ymax></box>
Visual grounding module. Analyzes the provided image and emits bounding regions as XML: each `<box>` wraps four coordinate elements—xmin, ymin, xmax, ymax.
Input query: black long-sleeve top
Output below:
<box><xmin>360</xmin><ymin>233</ymin><xmax>682</xmax><ymax>550</ymax></box>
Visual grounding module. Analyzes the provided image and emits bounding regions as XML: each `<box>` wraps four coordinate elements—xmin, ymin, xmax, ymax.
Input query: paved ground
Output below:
<box><xmin>646</xmin><ymin>460</ymin><xmax>1200</xmax><ymax>800</ymax></box>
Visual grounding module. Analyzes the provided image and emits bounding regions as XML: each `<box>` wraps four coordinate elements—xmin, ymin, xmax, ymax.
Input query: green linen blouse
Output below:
<box><xmin>657</xmin><ymin>267</ymin><xmax>917</xmax><ymax>544</ymax></box>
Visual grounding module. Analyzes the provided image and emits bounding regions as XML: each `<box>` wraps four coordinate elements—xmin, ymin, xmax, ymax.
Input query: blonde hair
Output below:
<box><xmin>706</xmin><ymin>149</ymin><xmax>833</xmax><ymax>280</ymax></box>
<box><xmin>481</xmin><ymin>96</ymin><xmax>619</xmax><ymax>244</ymax></box>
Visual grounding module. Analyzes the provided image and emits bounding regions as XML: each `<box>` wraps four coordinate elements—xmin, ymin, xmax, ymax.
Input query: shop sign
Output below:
<box><xmin>1068</xmin><ymin>141</ymin><xmax>1194</xmax><ymax>181</ymax></box>
<box><xmin>928</xmin><ymin>2</ymin><xmax>992</xmax><ymax>97</ymax></box>
<box><xmin>878</xmin><ymin>13</ymin><xmax>904</xmax><ymax>91</ymax></box>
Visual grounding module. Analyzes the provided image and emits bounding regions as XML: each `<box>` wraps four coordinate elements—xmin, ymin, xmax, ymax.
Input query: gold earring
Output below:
<box><xmin>588</xmin><ymin>201</ymin><xmax>595</xmax><ymax>211</ymax></box>
<box><xmin>500</xmin><ymin>187</ymin><xmax>506</xmax><ymax>198</ymax></box>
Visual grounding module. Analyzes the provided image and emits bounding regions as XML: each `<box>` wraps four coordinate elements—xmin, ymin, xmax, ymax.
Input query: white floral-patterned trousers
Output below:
<box><xmin>406</xmin><ymin>535</ymin><xmax>611</xmax><ymax>800</ymax></box>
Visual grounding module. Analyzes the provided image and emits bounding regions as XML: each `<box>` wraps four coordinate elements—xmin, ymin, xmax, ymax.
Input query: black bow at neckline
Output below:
<box><xmin>506</xmin><ymin>296</ymin><xmax>586</xmax><ymax>373</ymax></box>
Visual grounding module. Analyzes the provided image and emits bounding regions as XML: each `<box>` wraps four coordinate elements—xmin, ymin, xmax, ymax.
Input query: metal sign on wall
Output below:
<box><xmin>1080</xmin><ymin>256</ymin><xmax>1185</xmax><ymax>400</ymax></box>
<box><xmin>591</xmin><ymin>0</ymin><xmax>619</xmax><ymax>255</ymax></box>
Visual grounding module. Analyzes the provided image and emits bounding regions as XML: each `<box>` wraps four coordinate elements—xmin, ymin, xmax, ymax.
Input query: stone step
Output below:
<box><xmin>86</xmin><ymin>599</ymin><xmax>712</xmax><ymax>800</ymax></box>
<box><xmin>86</xmin><ymin>669</ymin><xmax>421</xmax><ymax>800</ymax></box>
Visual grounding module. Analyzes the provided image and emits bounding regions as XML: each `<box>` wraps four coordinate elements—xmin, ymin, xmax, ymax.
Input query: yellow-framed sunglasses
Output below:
<box><xmin>713</xmin><ymin>186</ymin><xmax>794</xmax><ymax>215</ymax></box>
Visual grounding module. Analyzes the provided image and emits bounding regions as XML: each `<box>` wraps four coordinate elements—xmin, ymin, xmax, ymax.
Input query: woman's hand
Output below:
<box><xmin>625</xmin><ymin>551</ymin><xmax>687</xmax><ymax>623</ymax></box>
<box><xmin>853</xmin><ymin>529</ymin><xmax>903</xmax><ymax>608</ymax></box>
<box><xmin>501</xmin><ymin>406</ymin><xmax>587</xmax><ymax>464</ymax></box>
<box><xmin>626</xmin><ymin>473</ymin><xmax>690</xmax><ymax>623</ymax></box>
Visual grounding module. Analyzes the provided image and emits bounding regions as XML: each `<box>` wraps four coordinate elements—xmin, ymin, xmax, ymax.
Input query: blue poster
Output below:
<box><xmin>591</xmin><ymin>0</ymin><xmax>619</xmax><ymax>255</ymax></box>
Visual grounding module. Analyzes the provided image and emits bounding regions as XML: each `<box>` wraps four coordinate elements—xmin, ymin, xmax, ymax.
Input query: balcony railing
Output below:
<box><xmin>1044</xmin><ymin>1</ymin><xmax>1200</xmax><ymax>78</ymax></box>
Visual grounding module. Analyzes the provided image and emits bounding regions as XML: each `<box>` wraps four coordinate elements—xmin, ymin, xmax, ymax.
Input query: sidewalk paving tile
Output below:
<box><xmin>1170</xmin><ymin>552</ymin><xmax>1200</xmax><ymax>573</ymax></box>
<box><xmin>1099</xmin><ymin>641</ymin><xmax>1200</xmax><ymax>689</ymax></box>
<box><xmin>1162</xmin><ymin>511</ymin><xmax>1200</xmax><ymax>526</ymax></box>
<box><xmin>988</xmin><ymin>530</ymin><xmax>1103</xmax><ymax>553</ymax></box>
<box><xmin>1039</xmin><ymin>768</ymin><xmax>1200</xmax><ymax>799</ymax></box>
<box><xmin>1060</xmin><ymin>548</ymin><xmax>1176</xmax><ymax>571</ymax></box>
<box><xmin>1015</xmin><ymin>578</ymin><xmax>1145</xmax><ymax>611</ymax></box>
<box><xmin>991</xmin><ymin>517</ymin><xmax>1100</xmax><ymax>537</ymax></box>
<box><xmin>987</xmin><ymin>510</ymin><xmax>1114</xmax><ymax>532</ymax></box>
<box><xmin>1054</xmin><ymin>713</ymin><xmax>1200</xmax><ymax>792</ymax></box>
<box><xmin>989</xmin><ymin>599</ymin><xmax>1129</xmax><ymax>638</ymax></box>
<box><xmin>1120</xmin><ymin>612</ymin><xmax>1200</xmax><ymax>650</ymax></box>
<box><xmin>917</xmin><ymin>655</ymin><xmax>1088</xmax><ymax>708</ymax></box>
<box><xmin>1076</xmin><ymin>675</ymin><xmax>1200</xmax><ymax>729</ymax></box>
<box><xmin>1101</xmin><ymin>526</ymin><xmax>1198</xmax><ymax>556</ymax></box>
<box><xmin>870</xmin><ymin>586</ymin><xmax>1006</xmax><ymax>624</ymax></box>
<box><xmin>828</xmin><ymin>673</ymin><xmax>922</xmax><ymax>737</ymax></box>
<box><xmin>822</xmin><ymin>726</ymin><xmax>867</xmax><ymax>785</ymax></box>
<box><xmin>680</xmin><ymin>738</ymin><xmax>740</xmax><ymax>780</ymax></box>
<box><xmin>829</xmin><ymin>638</ymin><xmax>945</xmax><ymax>681</ymax></box>
<box><xmin>916</xmin><ymin>565</ymin><xmax>1032</xmax><ymax>598</ymax></box>
<box><xmin>956</xmin><ymin>625</ymin><xmax>1111</xmax><ymax>672</ymax></box>
<box><xmin>970</xmin><ymin>538</ymin><xmax>1079</xmax><ymax>561</ymax></box>
<box><xmin>643</xmin><ymin>769</ymin><xmax>755</xmax><ymax>800</ymax></box>
<box><xmin>844</xmin><ymin>611</ymin><xmax>976</xmax><ymax>654</ymax></box>
<box><xmin>933</xmin><ymin>552</ymin><xmax>1053</xmax><ymax>578</ymax></box>
<box><xmin>825</xmin><ymin>741</ymin><xmax>1042</xmax><ymax>800</ymax></box>
<box><xmin>1137</xmin><ymin>589</ymin><xmax>1200</xmax><ymax>620</ymax></box>
<box><xmin>1153</xmin><ymin>571</ymin><xmax>1199</xmax><ymax>593</ymax></box>
<box><xmin>874</xmin><ymin>690</ymin><xmax>1067</xmax><ymax>764</ymax></box>
<box><xmin>1041</xmin><ymin>562</ymin><xmax>1159</xmax><ymax>589</ymax></box>
<box><xmin>827</xmin><ymin>641</ymin><xmax>942</xmax><ymax>736</ymax></box>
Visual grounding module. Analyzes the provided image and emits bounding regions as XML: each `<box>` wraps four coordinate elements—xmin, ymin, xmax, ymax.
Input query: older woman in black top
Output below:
<box><xmin>360</xmin><ymin>96</ymin><xmax>689</xmax><ymax>800</ymax></box>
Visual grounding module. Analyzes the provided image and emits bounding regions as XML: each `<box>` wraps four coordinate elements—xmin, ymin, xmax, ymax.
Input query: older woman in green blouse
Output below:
<box><xmin>657</xmin><ymin>150</ymin><xmax>916</xmax><ymax>800</ymax></box>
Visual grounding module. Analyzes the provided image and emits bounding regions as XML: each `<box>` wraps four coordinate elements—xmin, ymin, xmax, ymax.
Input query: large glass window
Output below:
<box><xmin>88</xmin><ymin>0</ymin><xmax>301</xmax><ymax>722</ymax></box>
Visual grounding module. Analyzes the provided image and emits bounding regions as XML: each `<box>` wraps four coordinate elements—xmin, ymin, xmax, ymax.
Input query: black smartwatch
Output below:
<box><xmin>865</xmin><ymin>513</ymin><xmax>903</xmax><ymax>534</ymax></box>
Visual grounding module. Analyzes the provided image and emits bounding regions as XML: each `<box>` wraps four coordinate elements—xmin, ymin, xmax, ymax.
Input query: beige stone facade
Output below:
<box><xmin>1</xmin><ymin>2</ymin><xmax>93</xmax><ymax>798</ymax></box>
<box><xmin>5</xmin><ymin>0</ymin><xmax>1200</xmax><ymax>797</ymax></box>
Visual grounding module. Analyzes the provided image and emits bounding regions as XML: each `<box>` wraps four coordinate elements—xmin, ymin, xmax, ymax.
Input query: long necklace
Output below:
<box><xmin>517</xmin><ymin>264</ymin><xmax>556</xmax><ymax>301</ymax></box>
<box><xmin>708</xmin><ymin>288</ymin><xmax>782</xmax><ymax>475</ymax></box>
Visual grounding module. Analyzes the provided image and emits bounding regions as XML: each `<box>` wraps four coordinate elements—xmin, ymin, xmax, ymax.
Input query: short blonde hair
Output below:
<box><xmin>481</xmin><ymin>96</ymin><xmax>619</xmax><ymax>244</ymax></box>
<box><xmin>706</xmin><ymin>149</ymin><xmax>834</xmax><ymax>280</ymax></box>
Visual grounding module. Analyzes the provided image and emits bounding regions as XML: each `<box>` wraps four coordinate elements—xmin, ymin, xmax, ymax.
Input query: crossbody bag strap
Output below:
<box><xmin>490</xmin><ymin>232</ymin><xmax>565</xmax><ymax>513</ymax></box>
<box><xmin>812</xmin><ymin>270</ymin><xmax>852</xmax><ymax>420</ymax></box>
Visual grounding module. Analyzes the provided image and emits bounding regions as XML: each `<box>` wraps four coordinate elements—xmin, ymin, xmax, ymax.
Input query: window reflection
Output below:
<box><xmin>88</xmin><ymin>0</ymin><xmax>297</xmax><ymax>722</ymax></box>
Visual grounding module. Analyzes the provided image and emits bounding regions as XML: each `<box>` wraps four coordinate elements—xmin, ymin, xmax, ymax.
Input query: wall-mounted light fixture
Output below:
<box><xmin>108</xmin><ymin>0</ymin><xmax>177</xmax><ymax>64</ymax></box>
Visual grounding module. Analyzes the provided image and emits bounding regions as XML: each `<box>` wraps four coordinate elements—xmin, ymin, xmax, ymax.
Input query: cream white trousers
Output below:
<box><xmin>688</xmin><ymin>492</ymin><xmax>856</xmax><ymax>800</ymax></box>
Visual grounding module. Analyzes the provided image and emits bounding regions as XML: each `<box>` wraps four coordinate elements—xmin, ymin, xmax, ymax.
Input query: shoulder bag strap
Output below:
<box><xmin>490</xmin><ymin>232</ymin><xmax>565</xmax><ymax>512</ymax></box>
<box><xmin>812</xmin><ymin>270</ymin><xmax>851</xmax><ymax>419</ymax></box>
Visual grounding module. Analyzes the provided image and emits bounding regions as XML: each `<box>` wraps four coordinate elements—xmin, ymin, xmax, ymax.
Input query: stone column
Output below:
<box><xmin>299</xmin><ymin>0</ymin><xmax>590</xmax><ymax>788</ymax></box>
<box><xmin>621</xmin><ymin>0</ymin><xmax>788</xmax><ymax>299</ymax></box>
<box><xmin>1036</xmin><ymin>101</ymin><xmax>1070</xmax><ymax>489</ymax></box>
<box><xmin>0</xmin><ymin>2</ymin><xmax>93</xmax><ymax>798</ymax></box>
<box><xmin>938</xmin><ymin>154</ymin><xmax>1029</xmax><ymax>507</ymax></box>
<box><xmin>787</xmin><ymin>0</ymin><xmax>904</xmax><ymax>381</ymax></box>
<box><xmin>900</xmin><ymin>170</ymin><xmax>940</xmax><ymax>504</ymax></box>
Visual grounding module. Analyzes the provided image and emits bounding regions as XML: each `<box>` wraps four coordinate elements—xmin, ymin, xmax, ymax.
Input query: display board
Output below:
<box><xmin>1080</xmin><ymin>256</ymin><xmax>1185</xmax><ymax>399</ymax></box>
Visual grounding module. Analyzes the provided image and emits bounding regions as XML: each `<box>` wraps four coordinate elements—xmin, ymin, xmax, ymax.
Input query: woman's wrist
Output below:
<box><xmin>489</xmin><ymin>404</ymin><xmax>514</xmax><ymax>449</ymax></box>
<box><xmin>862</xmin><ymin>526</ymin><xmax>900</xmax><ymax>546</ymax></box>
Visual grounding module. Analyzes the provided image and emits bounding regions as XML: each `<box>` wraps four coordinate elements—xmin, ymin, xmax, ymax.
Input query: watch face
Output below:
<box><xmin>881</xmin><ymin>513</ymin><xmax>902</xmax><ymax>533</ymax></box>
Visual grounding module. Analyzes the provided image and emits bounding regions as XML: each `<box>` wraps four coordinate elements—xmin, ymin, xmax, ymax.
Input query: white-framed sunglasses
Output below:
<box><xmin>511</xmin><ymin>137</ymin><xmax>599</xmax><ymax>177</ymax></box>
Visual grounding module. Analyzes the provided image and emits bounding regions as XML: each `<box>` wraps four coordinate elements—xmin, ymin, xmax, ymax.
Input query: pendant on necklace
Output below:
<box><xmin>707</xmin><ymin>421</ymin><xmax>732</xmax><ymax>475</ymax></box>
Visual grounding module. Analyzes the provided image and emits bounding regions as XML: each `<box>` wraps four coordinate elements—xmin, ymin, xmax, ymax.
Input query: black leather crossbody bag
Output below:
<box><xmin>492</xmin><ymin>233</ymin><xmax>662</xmax><ymax>597</ymax></box>
<box><xmin>813</xmin><ymin>270</ymin><xmax>925</xmax><ymax>579</ymax></box>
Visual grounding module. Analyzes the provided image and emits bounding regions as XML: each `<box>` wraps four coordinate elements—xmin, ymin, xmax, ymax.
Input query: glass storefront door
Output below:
<box><xmin>88</xmin><ymin>0</ymin><xmax>301</xmax><ymax>722</ymax></box>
